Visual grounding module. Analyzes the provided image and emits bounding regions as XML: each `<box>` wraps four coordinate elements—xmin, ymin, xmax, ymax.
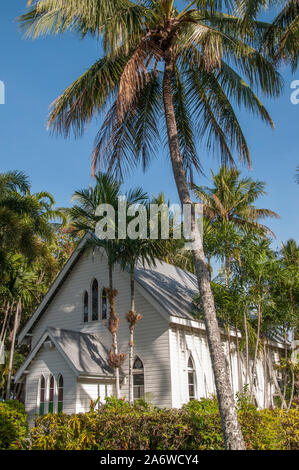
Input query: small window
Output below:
<box><xmin>57</xmin><ymin>375</ymin><xmax>63</xmax><ymax>413</ymax></box>
<box><xmin>83</xmin><ymin>291</ymin><xmax>89</xmax><ymax>323</ymax></box>
<box><xmin>101</xmin><ymin>289</ymin><xmax>107</xmax><ymax>320</ymax></box>
<box><xmin>39</xmin><ymin>376</ymin><xmax>45</xmax><ymax>416</ymax></box>
<box><xmin>92</xmin><ymin>279</ymin><xmax>99</xmax><ymax>321</ymax></box>
<box><xmin>133</xmin><ymin>357</ymin><xmax>144</xmax><ymax>400</ymax></box>
<box><xmin>187</xmin><ymin>355</ymin><xmax>196</xmax><ymax>401</ymax></box>
<box><xmin>48</xmin><ymin>375</ymin><xmax>55</xmax><ymax>413</ymax></box>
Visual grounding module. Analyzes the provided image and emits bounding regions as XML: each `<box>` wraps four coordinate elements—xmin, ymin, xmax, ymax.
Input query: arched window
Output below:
<box><xmin>133</xmin><ymin>356</ymin><xmax>144</xmax><ymax>400</ymax></box>
<box><xmin>48</xmin><ymin>375</ymin><xmax>55</xmax><ymax>413</ymax></box>
<box><xmin>92</xmin><ymin>279</ymin><xmax>99</xmax><ymax>321</ymax></box>
<box><xmin>83</xmin><ymin>291</ymin><xmax>89</xmax><ymax>323</ymax></box>
<box><xmin>102</xmin><ymin>288</ymin><xmax>107</xmax><ymax>320</ymax></box>
<box><xmin>39</xmin><ymin>376</ymin><xmax>45</xmax><ymax>416</ymax></box>
<box><xmin>187</xmin><ymin>356</ymin><xmax>196</xmax><ymax>401</ymax></box>
<box><xmin>57</xmin><ymin>375</ymin><xmax>64</xmax><ymax>413</ymax></box>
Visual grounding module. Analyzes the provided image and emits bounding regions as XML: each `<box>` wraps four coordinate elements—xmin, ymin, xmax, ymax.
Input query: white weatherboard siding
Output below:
<box><xmin>17</xmin><ymin>241</ymin><xmax>285</xmax><ymax>417</ymax></box>
<box><xmin>28</xmin><ymin>249</ymin><xmax>172</xmax><ymax>409</ymax></box>
<box><xmin>169</xmin><ymin>323</ymin><xmax>280</xmax><ymax>408</ymax></box>
<box><xmin>25</xmin><ymin>347</ymin><xmax>77</xmax><ymax>424</ymax></box>
<box><xmin>76</xmin><ymin>381</ymin><xmax>114</xmax><ymax>413</ymax></box>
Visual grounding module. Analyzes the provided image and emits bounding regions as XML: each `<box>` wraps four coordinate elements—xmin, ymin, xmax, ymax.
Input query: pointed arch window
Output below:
<box><xmin>39</xmin><ymin>376</ymin><xmax>45</xmax><ymax>416</ymax></box>
<box><xmin>57</xmin><ymin>375</ymin><xmax>64</xmax><ymax>413</ymax></box>
<box><xmin>92</xmin><ymin>279</ymin><xmax>99</xmax><ymax>321</ymax></box>
<box><xmin>83</xmin><ymin>291</ymin><xmax>89</xmax><ymax>323</ymax></box>
<box><xmin>133</xmin><ymin>356</ymin><xmax>144</xmax><ymax>400</ymax></box>
<box><xmin>187</xmin><ymin>356</ymin><xmax>196</xmax><ymax>401</ymax></box>
<box><xmin>48</xmin><ymin>375</ymin><xmax>55</xmax><ymax>413</ymax></box>
<box><xmin>102</xmin><ymin>288</ymin><xmax>107</xmax><ymax>320</ymax></box>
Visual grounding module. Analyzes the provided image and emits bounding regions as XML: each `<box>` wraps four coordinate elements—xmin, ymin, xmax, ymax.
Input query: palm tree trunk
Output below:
<box><xmin>288</xmin><ymin>327</ymin><xmax>296</xmax><ymax>411</ymax></box>
<box><xmin>281</xmin><ymin>326</ymin><xmax>288</xmax><ymax>409</ymax></box>
<box><xmin>250</xmin><ymin>301</ymin><xmax>262</xmax><ymax>399</ymax></box>
<box><xmin>162</xmin><ymin>51</ymin><xmax>245</xmax><ymax>450</ymax></box>
<box><xmin>0</xmin><ymin>301</ymin><xmax>12</xmax><ymax>344</ymax></box>
<box><xmin>243</xmin><ymin>310</ymin><xmax>250</xmax><ymax>387</ymax></box>
<box><xmin>263</xmin><ymin>340</ymin><xmax>268</xmax><ymax>408</ymax></box>
<box><xmin>226</xmin><ymin>326</ymin><xmax>234</xmax><ymax>392</ymax></box>
<box><xmin>235</xmin><ymin>324</ymin><xmax>243</xmax><ymax>392</ymax></box>
<box><xmin>5</xmin><ymin>299</ymin><xmax>21</xmax><ymax>401</ymax></box>
<box><xmin>108</xmin><ymin>260</ymin><xmax>120</xmax><ymax>399</ymax></box>
<box><xmin>128</xmin><ymin>265</ymin><xmax>135</xmax><ymax>405</ymax></box>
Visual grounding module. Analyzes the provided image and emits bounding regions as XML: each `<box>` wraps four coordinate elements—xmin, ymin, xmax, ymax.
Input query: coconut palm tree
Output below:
<box><xmin>237</xmin><ymin>0</ymin><xmax>299</xmax><ymax>72</ymax></box>
<box><xmin>19</xmin><ymin>0</ymin><xmax>284</xmax><ymax>448</ymax></box>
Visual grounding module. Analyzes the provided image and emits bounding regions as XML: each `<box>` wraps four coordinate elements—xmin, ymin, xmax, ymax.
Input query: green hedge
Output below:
<box><xmin>27</xmin><ymin>397</ymin><xmax>299</xmax><ymax>450</ymax></box>
<box><xmin>0</xmin><ymin>400</ymin><xmax>28</xmax><ymax>450</ymax></box>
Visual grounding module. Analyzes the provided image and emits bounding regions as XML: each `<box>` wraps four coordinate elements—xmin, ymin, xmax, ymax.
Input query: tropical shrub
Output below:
<box><xmin>0</xmin><ymin>400</ymin><xmax>28</xmax><ymax>450</ymax></box>
<box><xmin>28</xmin><ymin>398</ymin><xmax>299</xmax><ymax>450</ymax></box>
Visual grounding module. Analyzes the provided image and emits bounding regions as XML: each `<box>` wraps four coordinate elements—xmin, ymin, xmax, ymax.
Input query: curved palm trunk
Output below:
<box><xmin>6</xmin><ymin>299</ymin><xmax>21</xmax><ymax>401</ymax></box>
<box><xmin>162</xmin><ymin>52</ymin><xmax>245</xmax><ymax>450</ymax></box>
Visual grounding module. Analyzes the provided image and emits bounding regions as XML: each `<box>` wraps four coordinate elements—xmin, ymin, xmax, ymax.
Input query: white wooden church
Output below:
<box><xmin>15</xmin><ymin>233</ymin><xmax>284</xmax><ymax>423</ymax></box>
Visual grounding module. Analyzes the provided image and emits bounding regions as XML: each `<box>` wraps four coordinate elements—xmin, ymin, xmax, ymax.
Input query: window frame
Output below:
<box><xmin>38</xmin><ymin>375</ymin><xmax>46</xmax><ymax>416</ymax></box>
<box><xmin>57</xmin><ymin>374</ymin><xmax>64</xmax><ymax>413</ymax></box>
<box><xmin>133</xmin><ymin>356</ymin><xmax>145</xmax><ymax>400</ymax></box>
<box><xmin>91</xmin><ymin>279</ymin><xmax>99</xmax><ymax>321</ymax></box>
<box><xmin>187</xmin><ymin>355</ymin><xmax>197</xmax><ymax>401</ymax></box>
<box><xmin>83</xmin><ymin>290</ymin><xmax>89</xmax><ymax>323</ymax></box>
<box><xmin>48</xmin><ymin>374</ymin><xmax>55</xmax><ymax>414</ymax></box>
<box><xmin>101</xmin><ymin>288</ymin><xmax>108</xmax><ymax>320</ymax></box>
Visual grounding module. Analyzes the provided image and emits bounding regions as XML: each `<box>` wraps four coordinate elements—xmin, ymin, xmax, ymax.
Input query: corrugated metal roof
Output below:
<box><xmin>134</xmin><ymin>260</ymin><xmax>198</xmax><ymax>320</ymax></box>
<box><xmin>47</xmin><ymin>327</ymin><xmax>114</xmax><ymax>377</ymax></box>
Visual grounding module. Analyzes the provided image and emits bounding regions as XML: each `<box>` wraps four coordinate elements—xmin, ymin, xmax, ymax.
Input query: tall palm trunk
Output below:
<box><xmin>126</xmin><ymin>263</ymin><xmax>142</xmax><ymax>405</ymax></box>
<box><xmin>6</xmin><ymin>299</ymin><xmax>21</xmax><ymax>400</ymax></box>
<box><xmin>243</xmin><ymin>310</ymin><xmax>250</xmax><ymax>387</ymax></box>
<box><xmin>0</xmin><ymin>301</ymin><xmax>11</xmax><ymax>344</ymax></box>
<box><xmin>107</xmin><ymin>260</ymin><xmax>120</xmax><ymax>398</ymax></box>
<box><xmin>235</xmin><ymin>323</ymin><xmax>243</xmax><ymax>392</ymax></box>
<box><xmin>162</xmin><ymin>51</ymin><xmax>245</xmax><ymax>450</ymax></box>
<box><xmin>129</xmin><ymin>266</ymin><xmax>135</xmax><ymax>405</ymax></box>
<box><xmin>250</xmin><ymin>300</ymin><xmax>262</xmax><ymax>398</ymax></box>
<box><xmin>281</xmin><ymin>326</ymin><xmax>288</xmax><ymax>409</ymax></box>
<box><xmin>288</xmin><ymin>327</ymin><xmax>296</xmax><ymax>411</ymax></box>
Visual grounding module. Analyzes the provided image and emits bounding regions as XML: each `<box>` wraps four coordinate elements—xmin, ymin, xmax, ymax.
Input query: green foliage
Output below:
<box><xmin>27</xmin><ymin>398</ymin><xmax>299</xmax><ymax>450</ymax></box>
<box><xmin>0</xmin><ymin>400</ymin><xmax>28</xmax><ymax>450</ymax></box>
<box><xmin>236</xmin><ymin>386</ymin><xmax>257</xmax><ymax>412</ymax></box>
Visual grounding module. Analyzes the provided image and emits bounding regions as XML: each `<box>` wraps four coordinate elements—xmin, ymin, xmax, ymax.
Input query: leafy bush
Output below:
<box><xmin>28</xmin><ymin>398</ymin><xmax>299</xmax><ymax>450</ymax></box>
<box><xmin>0</xmin><ymin>400</ymin><xmax>28</xmax><ymax>450</ymax></box>
<box><xmin>2</xmin><ymin>397</ymin><xmax>296</xmax><ymax>450</ymax></box>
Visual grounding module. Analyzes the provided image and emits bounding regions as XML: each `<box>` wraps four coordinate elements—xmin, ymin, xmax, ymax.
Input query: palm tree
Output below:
<box><xmin>19</xmin><ymin>0</ymin><xmax>284</xmax><ymax>448</ymax></box>
<box><xmin>237</xmin><ymin>0</ymin><xmax>299</xmax><ymax>72</ymax></box>
<box><xmin>5</xmin><ymin>255</ymin><xmax>43</xmax><ymax>400</ymax></box>
<box><xmin>279</xmin><ymin>239</ymin><xmax>299</xmax><ymax>408</ymax></box>
<box><xmin>0</xmin><ymin>171</ymin><xmax>64</xmax><ymax>277</ymax></box>
<box><xmin>119</xmin><ymin>197</ymin><xmax>172</xmax><ymax>404</ymax></box>
<box><xmin>69</xmin><ymin>173</ymin><xmax>147</xmax><ymax>398</ymax></box>
<box><xmin>193</xmin><ymin>165</ymin><xmax>280</xmax><ymax>282</ymax></box>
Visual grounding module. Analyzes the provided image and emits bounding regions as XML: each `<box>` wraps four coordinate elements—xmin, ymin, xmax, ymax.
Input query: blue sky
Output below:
<box><xmin>0</xmin><ymin>1</ymin><xmax>298</xmax><ymax>252</ymax></box>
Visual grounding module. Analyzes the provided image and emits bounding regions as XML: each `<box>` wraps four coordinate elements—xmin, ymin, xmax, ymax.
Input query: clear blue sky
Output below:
<box><xmin>0</xmin><ymin>1</ymin><xmax>298</xmax><ymax>252</ymax></box>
